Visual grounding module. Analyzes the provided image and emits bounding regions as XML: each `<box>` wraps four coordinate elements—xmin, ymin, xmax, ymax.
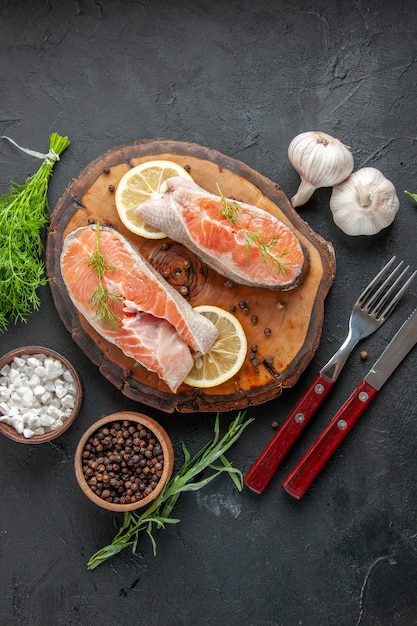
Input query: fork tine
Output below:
<box><xmin>378</xmin><ymin>269</ymin><xmax>417</xmax><ymax>319</ymax></box>
<box><xmin>359</xmin><ymin>256</ymin><xmax>416</xmax><ymax>321</ymax></box>
<box><xmin>366</xmin><ymin>261</ymin><xmax>405</xmax><ymax>312</ymax></box>
<box><xmin>358</xmin><ymin>256</ymin><xmax>397</xmax><ymax>307</ymax></box>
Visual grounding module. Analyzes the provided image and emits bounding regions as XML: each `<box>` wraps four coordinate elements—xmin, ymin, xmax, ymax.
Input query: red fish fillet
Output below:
<box><xmin>136</xmin><ymin>176</ymin><xmax>308</xmax><ymax>290</ymax></box>
<box><xmin>60</xmin><ymin>225</ymin><xmax>218</xmax><ymax>393</ymax></box>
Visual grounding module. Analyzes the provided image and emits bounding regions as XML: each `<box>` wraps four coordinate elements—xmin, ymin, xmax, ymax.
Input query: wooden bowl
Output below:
<box><xmin>74</xmin><ymin>411</ymin><xmax>174</xmax><ymax>512</ymax></box>
<box><xmin>0</xmin><ymin>346</ymin><xmax>83</xmax><ymax>444</ymax></box>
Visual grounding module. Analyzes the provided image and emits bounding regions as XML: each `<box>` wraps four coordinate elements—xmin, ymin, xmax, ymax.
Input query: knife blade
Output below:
<box><xmin>281</xmin><ymin>307</ymin><xmax>417</xmax><ymax>500</ymax></box>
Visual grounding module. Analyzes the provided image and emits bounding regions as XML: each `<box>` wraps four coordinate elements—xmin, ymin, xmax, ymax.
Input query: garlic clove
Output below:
<box><xmin>288</xmin><ymin>131</ymin><xmax>354</xmax><ymax>207</ymax></box>
<box><xmin>329</xmin><ymin>167</ymin><xmax>399</xmax><ymax>236</ymax></box>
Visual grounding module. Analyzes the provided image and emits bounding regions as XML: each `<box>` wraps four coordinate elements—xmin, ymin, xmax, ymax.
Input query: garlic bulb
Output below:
<box><xmin>288</xmin><ymin>131</ymin><xmax>354</xmax><ymax>207</ymax></box>
<box><xmin>329</xmin><ymin>167</ymin><xmax>399</xmax><ymax>236</ymax></box>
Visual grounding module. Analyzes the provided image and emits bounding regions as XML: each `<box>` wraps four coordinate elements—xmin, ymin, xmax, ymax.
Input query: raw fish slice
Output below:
<box><xmin>136</xmin><ymin>176</ymin><xmax>308</xmax><ymax>290</ymax></box>
<box><xmin>60</xmin><ymin>225</ymin><xmax>218</xmax><ymax>392</ymax></box>
<box><xmin>121</xmin><ymin>313</ymin><xmax>192</xmax><ymax>392</ymax></box>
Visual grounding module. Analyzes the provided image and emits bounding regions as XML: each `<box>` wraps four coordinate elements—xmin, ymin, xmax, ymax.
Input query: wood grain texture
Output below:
<box><xmin>46</xmin><ymin>139</ymin><xmax>336</xmax><ymax>413</ymax></box>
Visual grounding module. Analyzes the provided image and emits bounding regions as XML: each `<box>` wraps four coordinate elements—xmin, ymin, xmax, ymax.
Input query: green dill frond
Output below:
<box><xmin>86</xmin><ymin>223</ymin><xmax>122</xmax><ymax>329</ymax></box>
<box><xmin>216</xmin><ymin>184</ymin><xmax>291</xmax><ymax>276</ymax></box>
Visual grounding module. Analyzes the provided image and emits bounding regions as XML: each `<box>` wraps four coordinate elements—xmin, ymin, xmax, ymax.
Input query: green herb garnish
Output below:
<box><xmin>0</xmin><ymin>132</ymin><xmax>70</xmax><ymax>334</ymax></box>
<box><xmin>87</xmin><ymin>223</ymin><xmax>122</xmax><ymax>329</ymax></box>
<box><xmin>405</xmin><ymin>190</ymin><xmax>417</xmax><ymax>203</ymax></box>
<box><xmin>87</xmin><ymin>411</ymin><xmax>253</xmax><ymax>570</ymax></box>
<box><xmin>216</xmin><ymin>184</ymin><xmax>290</xmax><ymax>276</ymax></box>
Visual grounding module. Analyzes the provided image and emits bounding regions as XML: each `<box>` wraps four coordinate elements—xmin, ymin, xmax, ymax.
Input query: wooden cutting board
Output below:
<box><xmin>46</xmin><ymin>139</ymin><xmax>336</xmax><ymax>413</ymax></box>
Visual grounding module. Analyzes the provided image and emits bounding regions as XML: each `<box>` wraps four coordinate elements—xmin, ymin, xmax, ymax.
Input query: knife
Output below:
<box><xmin>281</xmin><ymin>307</ymin><xmax>417</xmax><ymax>500</ymax></box>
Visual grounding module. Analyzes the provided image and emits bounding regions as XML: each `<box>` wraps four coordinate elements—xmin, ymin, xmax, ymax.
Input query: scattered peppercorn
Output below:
<box><xmin>264</xmin><ymin>328</ymin><xmax>272</xmax><ymax>337</ymax></box>
<box><xmin>81</xmin><ymin>420</ymin><xmax>165</xmax><ymax>505</ymax></box>
<box><xmin>251</xmin><ymin>314</ymin><xmax>258</xmax><ymax>324</ymax></box>
<box><xmin>360</xmin><ymin>350</ymin><xmax>368</xmax><ymax>361</ymax></box>
<box><xmin>229</xmin><ymin>304</ymin><xmax>236</xmax><ymax>313</ymax></box>
<box><xmin>108</xmin><ymin>184</ymin><xmax>115</xmax><ymax>192</ymax></box>
<box><xmin>271</xmin><ymin>420</ymin><xmax>279</xmax><ymax>428</ymax></box>
<box><xmin>184</xmin><ymin>164</ymin><xmax>191</xmax><ymax>172</ymax></box>
<box><xmin>103</xmin><ymin>167</ymin><xmax>110</xmax><ymax>175</ymax></box>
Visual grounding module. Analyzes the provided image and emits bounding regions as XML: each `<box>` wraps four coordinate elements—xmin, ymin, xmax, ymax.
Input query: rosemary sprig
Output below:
<box><xmin>87</xmin><ymin>223</ymin><xmax>122</xmax><ymax>329</ymax></box>
<box><xmin>0</xmin><ymin>132</ymin><xmax>70</xmax><ymax>334</ymax></box>
<box><xmin>216</xmin><ymin>184</ymin><xmax>290</xmax><ymax>276</ymax></box>
<box><xmin>86</xmin><ymin>411</ymin><xmax>253</xmax><ymax>570</ymax></box>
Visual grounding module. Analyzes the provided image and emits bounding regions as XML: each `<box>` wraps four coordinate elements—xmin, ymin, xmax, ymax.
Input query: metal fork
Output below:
<box><xmin>244</xmin><ymin>256</ymin><xmax>416</xmax><ymax>494</ymax></box>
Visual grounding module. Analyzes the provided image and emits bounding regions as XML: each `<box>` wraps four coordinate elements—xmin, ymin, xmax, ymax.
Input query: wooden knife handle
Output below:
<box><xmin>243</xmin><ymin>373</ymin><xmax>334</xmax><ymax>494</ymax></box>
<box><xmin>281</xmin><ymin>380</ymin><xmax>378</xmax><ymax>500</ymax></box>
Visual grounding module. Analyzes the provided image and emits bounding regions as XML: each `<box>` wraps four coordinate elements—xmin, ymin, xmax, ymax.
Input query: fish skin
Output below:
<box><xmin>60</xmin><ymin>225</ymin><xmax>218</xmax><ymax>392</ymax></box>
<box><xmin>136</xmin><ymin>176</ymin><xmax>308</xmax><ymax>290</ymax></box>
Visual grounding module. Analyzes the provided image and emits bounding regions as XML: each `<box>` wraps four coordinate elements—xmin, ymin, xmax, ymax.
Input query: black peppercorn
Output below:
<box><xmin>81</xmin><ymin>420</ymin><xmax>165</xmax><ymax>505</ymax></box>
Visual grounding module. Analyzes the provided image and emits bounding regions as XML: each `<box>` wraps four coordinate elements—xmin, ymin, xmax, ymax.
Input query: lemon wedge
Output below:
<box><xmin>115</xmin><ymin>160</ymin><xmax>193</xmax><ymax>239</ymax></box>
<box><xmin>184</xmin><ymin>305</ymin><xmax>247</xmax><ymax>388</ymax></box>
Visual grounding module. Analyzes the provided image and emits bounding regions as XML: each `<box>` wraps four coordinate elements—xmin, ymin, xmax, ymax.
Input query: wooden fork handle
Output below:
<box><xmin>281</xmin><ymin>380</ymin><xmax>378</xmax><ymax>499</ymax></box>
<box><xmin>243</xmin><ymin>373</ymin><xmax>334</xmax><ymax>494</ymax></box>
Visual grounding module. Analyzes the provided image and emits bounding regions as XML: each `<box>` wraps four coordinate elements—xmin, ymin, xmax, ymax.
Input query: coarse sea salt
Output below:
<box><xmin>0</xmin><ymin>353</ymin><xmax>77</xmax><ymax>439</ymax></box>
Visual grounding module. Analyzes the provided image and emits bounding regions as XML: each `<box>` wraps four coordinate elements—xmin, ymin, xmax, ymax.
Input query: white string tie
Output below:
<box><xmin>1</xmin><ymin>135</ymin><xmax>60</xmax><ymax>166</ymax></box>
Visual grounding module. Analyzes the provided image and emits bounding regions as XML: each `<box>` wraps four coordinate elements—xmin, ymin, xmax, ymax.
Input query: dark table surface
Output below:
<box><xmin>2</xmin><ymin>1</ymin><xmax>417</xmax><ymax>624</ymax></box>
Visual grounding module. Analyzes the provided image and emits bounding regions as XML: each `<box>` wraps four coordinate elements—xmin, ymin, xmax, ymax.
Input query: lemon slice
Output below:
<box><xmin>184</xmin><ymin>305</ymin><xmax>248</xmax><ymax>388</ymax></box>
<box><xmin>115</xmin><ymin>160</ymin><xmax>193</xmax><ymax>239</ymax></box>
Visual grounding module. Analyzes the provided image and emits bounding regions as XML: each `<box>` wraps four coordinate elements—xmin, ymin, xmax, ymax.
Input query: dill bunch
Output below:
<box><xmin>0</xmin><ymin>132</ymin><xmax>70</xmax><ymax>333</ymax></box>
<box><xmin>87</xmin><ymin>411</ymin><xmax>253</xmax><ymax>570</ymax></box>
